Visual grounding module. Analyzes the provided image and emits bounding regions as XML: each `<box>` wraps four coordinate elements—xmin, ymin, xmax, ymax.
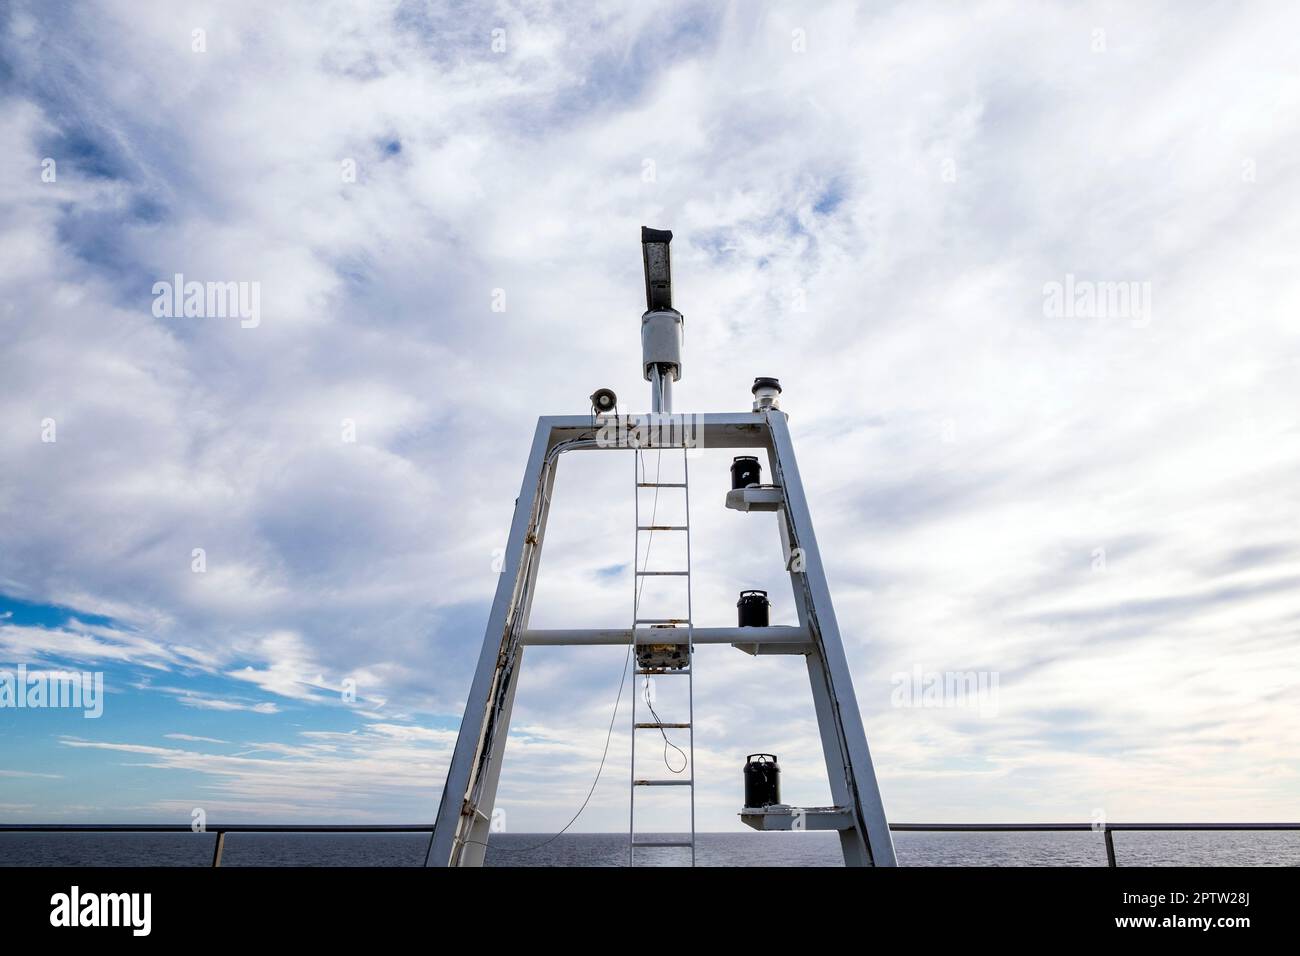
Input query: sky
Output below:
<box><xmin>1</xmin><ymin>0</ymin><xmax>1299</xmax><ymax>839</ymax></box>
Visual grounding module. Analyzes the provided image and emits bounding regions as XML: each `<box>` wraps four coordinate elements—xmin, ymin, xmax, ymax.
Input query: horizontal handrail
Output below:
<box><xmin>0</xmin><ymin>824</ymin><xmax>432</xmax><ymax>832</ymax></box>
<box><xmin>2</xmin><ymin>822</ymin><xmax>1296</xmax><ymax>867</ymax></box>
<box><xmin>888</xmin><ymin>822</ymin><xmax>1300</xmax><ymax>831</ymax></box>
<box><xmin>4</xmin><ymin>822</ymin><xmax>1294</xmax><ymax>832</ymax></box>
<box><xmin>884</xmin><ymin>822</ymin><xmax>1300</xmax><ymax>865</ymax></box>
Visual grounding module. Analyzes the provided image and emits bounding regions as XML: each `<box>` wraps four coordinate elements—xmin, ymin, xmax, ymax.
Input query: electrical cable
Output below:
<box><xmin>452</xmin><ymin>634</ymin><xmax>634</xmax><ymax>858</ymax></box>
<box><xmin>446</xmin><ymin>446</ymin><xmax>663</xmax><ymax>860</ymax></box>
<box><xmin>642</xmin><ymin>679</ymin><xmax>688</xmax><ymax>773</ymax></box>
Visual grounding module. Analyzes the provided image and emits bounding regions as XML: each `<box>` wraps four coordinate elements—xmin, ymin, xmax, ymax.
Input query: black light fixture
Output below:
<box><xmin>589</xmin><ymin>388</ymin><xmax>618</xmax><ymax>415</ymax></box>
<box><xmin>731</xmin><ymin>456</ymin><xmax>762</xmax><ymax>490</ymax></box>
<box><xmin>737</xmin><ymin>589</ymin><xmax>771</xmax><ymax>627</ymax></box>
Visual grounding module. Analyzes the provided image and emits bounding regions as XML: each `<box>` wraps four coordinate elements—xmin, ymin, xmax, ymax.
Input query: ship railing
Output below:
<box><xmin>1</xmin><ymin>822</ymin><xmax>1296</xmax><ymax>867</ymax></box>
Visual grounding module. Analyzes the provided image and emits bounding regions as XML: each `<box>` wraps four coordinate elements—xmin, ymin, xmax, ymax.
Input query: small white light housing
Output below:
<box><xmin>752</xmin><ymin>376</ymin><xmax>782</xmax><ymax>411</ymax></box>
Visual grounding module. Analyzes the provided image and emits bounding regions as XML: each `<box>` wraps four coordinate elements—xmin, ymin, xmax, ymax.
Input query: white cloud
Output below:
<box><xmin>0</xmin><ymin>769</ymin><xmax>63</xmax><ymax>779</ymax></box>
<box><xmin>58</xmin><ymin>725</ymin><xmax>455</xmax><ymax>821</ymax></box>
<box><xmin>0</xmin><ymin>622</ymin><xmax>206</xmax><ymax>671</ymax></box>
<box><xmin>177</xmin><ymin>697</ymin><xmax>280</xmax><ymax>715</ymax></box>
<box><xmin>2</xmin><ymin>0</ymin><xmax>1298</xmax><ymax>829</ymax></box>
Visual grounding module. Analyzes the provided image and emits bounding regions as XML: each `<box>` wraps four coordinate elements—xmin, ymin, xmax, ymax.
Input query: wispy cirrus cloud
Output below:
<box><xmin>0</xmin><ymin>622</ymin><xmax>205</xmax><ymax>671</ymax></box>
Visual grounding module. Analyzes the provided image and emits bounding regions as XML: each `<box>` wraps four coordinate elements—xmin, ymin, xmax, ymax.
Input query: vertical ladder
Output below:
<box><xmin>629</xmin><ymin>446</ymin><xmax>696</xmax><ymax>866</ymax></box>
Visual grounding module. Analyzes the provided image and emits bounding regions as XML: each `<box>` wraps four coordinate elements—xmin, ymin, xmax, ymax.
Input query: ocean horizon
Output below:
<box><xmin>3</xmin><ymin>830</ymin><xmax>1297</xmax><ymax>867</ymax></box>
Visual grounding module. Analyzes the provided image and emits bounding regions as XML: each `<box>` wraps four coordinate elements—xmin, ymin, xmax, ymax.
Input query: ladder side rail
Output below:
<box><xmin>630</xmin><ymin>446</ymin><xmax>696</xmax><ymax>866</ymax></box>
<box><xmin>683</xmin><ymin>445</ymin><xmax>696</xmax><ymax>864</ymax></box>
<box><xmin>629</xmin><ymin>449</ymin><xmax>641</xmax><ymax>866</ymax></box>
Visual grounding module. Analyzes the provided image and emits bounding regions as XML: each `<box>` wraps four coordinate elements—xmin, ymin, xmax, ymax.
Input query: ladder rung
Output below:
<box><xmin>631</xmin><ymin>455</ymin><xmax>696</xmax><ymax>864</ymax></box>
<box><xmin>634</xmin><ymin>779</ymin><xmax>693</xmax><ymax>787</ymax></box>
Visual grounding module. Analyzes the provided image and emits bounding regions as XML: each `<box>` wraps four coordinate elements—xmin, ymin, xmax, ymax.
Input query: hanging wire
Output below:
<box><xmin>446</xmin><ymin>445</ymin><xmax>662</xmax><ymax>860</ymax></box>
<box><xmin>642</xmin><ymin>678</ymin><xmax>688</xmax><ymax>773</ymax></box>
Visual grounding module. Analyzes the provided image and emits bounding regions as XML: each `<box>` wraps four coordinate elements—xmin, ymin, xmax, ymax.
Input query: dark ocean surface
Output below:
<box><xmin>2</xmin><ymin>830</ymin><xmax>1297</xmax><ymax>866</ymax></box>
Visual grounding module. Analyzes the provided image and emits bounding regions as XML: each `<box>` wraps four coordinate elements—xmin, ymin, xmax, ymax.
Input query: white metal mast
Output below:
<box><xmin>428</xmin><ymin>227</ymin><xmax>896</xmax><ymax>867</ymax></box>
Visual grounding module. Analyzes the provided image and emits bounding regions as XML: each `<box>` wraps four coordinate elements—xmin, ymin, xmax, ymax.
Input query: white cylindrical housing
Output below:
<box><xmin>752</xmin><ymin>376</ymin><xmax>782</xmax><ymax>411</ymax></box>
<box><xmin>642</xmin><ymin>309</ymin><xmax>683</xmax><ymax>382</ymax></box>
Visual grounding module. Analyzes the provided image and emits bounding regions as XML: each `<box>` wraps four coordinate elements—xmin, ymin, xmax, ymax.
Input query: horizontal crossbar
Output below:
<box><xmin>522</xmin><ymin>626</ymin><xmax>810</xmax><ymax>646</ymax></box>
<box><xmin>634</xmin><ymin>780</ymin><xmax>693</xmax><ymax>787</ymax></box>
